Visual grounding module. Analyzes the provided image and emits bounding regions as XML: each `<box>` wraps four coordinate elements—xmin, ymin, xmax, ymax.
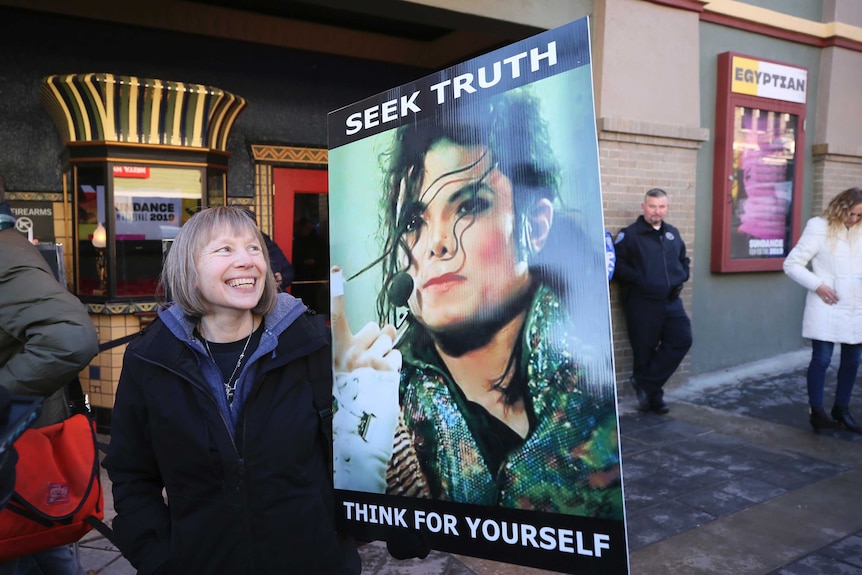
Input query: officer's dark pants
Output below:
<box><xmin>624</xmin><ymin>295</ymin><xmax>692</xmax><ymax>398</ymax></box>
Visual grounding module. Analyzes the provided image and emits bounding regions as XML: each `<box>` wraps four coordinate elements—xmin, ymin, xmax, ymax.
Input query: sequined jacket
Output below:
<box><xmin>387</xmin><ymin>285</ymin><xmax>623</xmax><ymax>519</ymax></box>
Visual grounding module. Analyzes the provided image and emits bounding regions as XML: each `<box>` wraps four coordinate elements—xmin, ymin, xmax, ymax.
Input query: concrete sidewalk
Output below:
<box><xmin>77</xmin><ymin>348</ymin><xmax>862</xmax><ymax>574</ymax></box>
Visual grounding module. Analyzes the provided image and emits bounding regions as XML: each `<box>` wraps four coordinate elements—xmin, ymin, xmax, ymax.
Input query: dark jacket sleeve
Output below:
<box><xmin>0</xmin><ymin>234</ymin><xmax>99</xmax><ymax>396</ymax></box>
<box><xmin>0</xmin><ymin>231</ymin><xmax>99</xmax><ymax>426</ymax></box>
<box><xmin>103</xmin><ymin>354</ymin><xmax>172</xmax><ymax>575</ymax></box>
<box><xmin>264</xmin><ymin>234</ymin><xmax>295</xmax><ymax>286</ymax></box>
<box><xmin>611</xmin><ymin>228</ymin><xmax>639</xmax><ymax>285</ymax></box>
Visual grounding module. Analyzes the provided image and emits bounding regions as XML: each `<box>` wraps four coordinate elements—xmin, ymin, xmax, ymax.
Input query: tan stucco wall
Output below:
<box><xmin>827</xmin><ymin>0</ymin><xmax>862</xmax><ymax>27</ymax></box>
<box><xmin>814</xmin><ymin>46</ymin><xmax>862</xmax><ymax>156</ymax></box>
<box><xmin>593</xmin><ymin>0</ymin><xmax>701</xmax><ymax>129</ymax></box>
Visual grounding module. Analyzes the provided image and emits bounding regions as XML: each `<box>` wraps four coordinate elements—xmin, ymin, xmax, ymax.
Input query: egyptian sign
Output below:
<box><xmin>731</xmin><ymin>56</ymin><xmax>807</xmax><ymax>104</ymax></box>
<box><xmin>327</xmin><ymin>17</ymin><xmax>627</xmax><ymax>574</ymax></box>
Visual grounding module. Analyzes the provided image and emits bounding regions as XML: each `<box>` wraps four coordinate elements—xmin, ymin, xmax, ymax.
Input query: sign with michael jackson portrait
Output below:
<box><xmin>327</xmin><ymin>17</ymin><xmax>628</xmax><ymax>574</ymax></box>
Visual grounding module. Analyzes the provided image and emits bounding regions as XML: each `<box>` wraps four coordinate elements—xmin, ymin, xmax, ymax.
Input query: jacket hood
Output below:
<box><xmin>127</xmin><ymin>293</ymin><xmax>326</xmax><ymax>433</ymax></box>
<box><xmin>127</xmin><ymin>293</ymin><xmax>317</xmax><ymax>390</ymax></box>
<box><xmin>158</xmin><ymin>292</ymin><xmax>308</xmax><ymax>344</ymax></box>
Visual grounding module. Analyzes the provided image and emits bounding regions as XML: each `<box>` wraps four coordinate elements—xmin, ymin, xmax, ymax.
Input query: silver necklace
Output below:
<box><xmin>201</xmin><ymin>322</ymin><xmax>254</xmax><ymax>403</ymax></box>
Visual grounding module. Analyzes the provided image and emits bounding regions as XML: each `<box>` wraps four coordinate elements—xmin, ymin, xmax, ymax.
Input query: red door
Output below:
<box><xmin>273</xmin><ymin>167</ymin><xmax>330</xmax><ymax>314</ymax></box>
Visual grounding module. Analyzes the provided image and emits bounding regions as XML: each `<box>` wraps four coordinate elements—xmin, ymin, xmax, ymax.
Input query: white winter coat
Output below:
<box><xmin>783</xmin><ymin>216</ymin><xmax>862</xmax><ymax>344</ymax></box>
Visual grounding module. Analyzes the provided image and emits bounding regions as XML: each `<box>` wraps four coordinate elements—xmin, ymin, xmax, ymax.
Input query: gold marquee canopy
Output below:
<box><xmin>40</xmin><ymin>73</ymin><xmax>246</xmax><ymax>150</ymax></box>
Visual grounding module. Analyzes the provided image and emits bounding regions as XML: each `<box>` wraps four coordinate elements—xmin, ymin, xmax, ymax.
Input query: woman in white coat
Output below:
<box><xmin>784</xmin><ymin>187</ymin><xmax>862</xmax><ymax>433</ymax></box>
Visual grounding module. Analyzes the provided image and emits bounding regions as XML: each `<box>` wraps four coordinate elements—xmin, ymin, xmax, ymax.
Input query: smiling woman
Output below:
<box><xmin>102</xmin><ymin>206</ymin><xmax>361</xmax><ymax>575</ymax></box>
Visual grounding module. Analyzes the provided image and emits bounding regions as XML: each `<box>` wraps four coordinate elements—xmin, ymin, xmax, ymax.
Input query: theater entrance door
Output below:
<box><xmin>273</xmin><ymin>167</ymin><xmax>330</xmax><ymax>315</ymax></box>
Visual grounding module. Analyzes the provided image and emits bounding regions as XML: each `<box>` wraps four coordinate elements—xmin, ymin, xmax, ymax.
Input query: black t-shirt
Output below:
<box><xmin>463</xmin><ymin>398</ymin><xmax>527</xmax><ymax>476</ymax></box>
<box><xmin>197</xmin><ymin>323</ymin><xmax>265</xmax><ymax>401</ymax></box>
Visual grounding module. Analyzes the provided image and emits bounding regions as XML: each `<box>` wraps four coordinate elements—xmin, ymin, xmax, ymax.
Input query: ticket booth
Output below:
<box><xmin>40</xmin><ymin>73</ymin><xmax>246</xmax><ymax>430</ymax></box>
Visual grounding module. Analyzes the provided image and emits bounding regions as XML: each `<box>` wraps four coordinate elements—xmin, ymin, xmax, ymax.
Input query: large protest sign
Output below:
<box><xmin>327</xmin><ymin>17</ymin><xmax>628</xmax><ymax>574</ymax></box>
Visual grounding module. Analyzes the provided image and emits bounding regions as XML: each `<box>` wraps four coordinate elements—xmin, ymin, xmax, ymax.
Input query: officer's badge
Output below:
<box><xmin>665</xmin><ymin>231</ymin><xmax>675</xmax><ymax>241</ymax></box>
<box><xmin>605</xmin><ymin>231</ymin><xmax>616</xmax><ymax>280</ymax></box>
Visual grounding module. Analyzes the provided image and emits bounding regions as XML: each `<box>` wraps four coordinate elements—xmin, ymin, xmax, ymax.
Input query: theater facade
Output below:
<box><xmin>0</xmin><ymin>0</ymin><xmax>859</xmax><ymax>428</ymax></box>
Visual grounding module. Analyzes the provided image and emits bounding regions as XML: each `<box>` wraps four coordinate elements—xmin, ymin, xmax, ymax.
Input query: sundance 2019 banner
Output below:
<box><xmin>327</xmin><ymin>17</ymin><xmax>628</xmax><ymax>574</ymax></box>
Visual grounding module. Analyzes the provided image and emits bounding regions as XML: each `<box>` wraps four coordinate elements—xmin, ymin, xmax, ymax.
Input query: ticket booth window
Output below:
<box><xmin>71</xmin><ymin>156</ymin><xmax>227</xmax><ymax>301</ymax></box>
<box><xmin>76</xmin><ymin>165</ymin><xmax>108</xmax><ymax>297</ymax></box>
<box><xmin>711</xmin><ymin>52</ymin><xmax>807</xmax><ymax>273</ymax></box>
<box><xmin>112</xmin><ymin>166</ymin><xmax>203</xmax><ymax>297</ymax></box>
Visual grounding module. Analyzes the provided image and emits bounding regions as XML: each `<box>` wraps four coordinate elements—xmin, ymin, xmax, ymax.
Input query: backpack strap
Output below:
<box><xmin>306</xmin><ymin>312</ymin><xmax>334</xmax><ymax>480</ymax></box>
<box><xmin>67</xmin><ymin>329</ymin><xmax>144</xmax><ymax>416</ymax></box>
<box><xmin>85</xmin><ymin>516</ymin><xmax>120</xmax><ymax>547</ymax></box>
<box><xmin>66</xmin><ymin>372</ymin><xmax>126</xmax><ymax>549</ymax></box>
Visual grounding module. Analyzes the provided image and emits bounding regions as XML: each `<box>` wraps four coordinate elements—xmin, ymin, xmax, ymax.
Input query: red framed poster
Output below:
<box><xmin>711</xmin><ymin>52</ymin><xmax>807</xmax><ymax>273</ymax></box>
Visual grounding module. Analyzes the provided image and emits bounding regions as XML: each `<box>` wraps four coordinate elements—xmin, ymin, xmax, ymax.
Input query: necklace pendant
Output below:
<box><xmin>201</xmin><ymin>319</ymin><xmax>255</xmax><ymax>406</ymax></box>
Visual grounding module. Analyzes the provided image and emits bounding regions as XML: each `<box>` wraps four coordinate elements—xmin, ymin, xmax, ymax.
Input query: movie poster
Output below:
<box><xmin>327</xmin><ymin>17</ymin><xmax>628</xmax><ymax>574</ymax></box>
<box><xmin>729</xmin><ymin>106</ymin><xmax>797</xmax><ymax>260</ymax></box>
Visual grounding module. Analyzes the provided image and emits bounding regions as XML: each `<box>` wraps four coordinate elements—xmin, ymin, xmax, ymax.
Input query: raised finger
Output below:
<box><xmin>381</xmin><ymin>349</ymin><xmax>402</xmax><ymax>372</ymax></box>
<box><xmin>330</xmin><ymin>266</ymin><xmax>353</xmax><ymax>363</ymax></box>
<box><xmin>338</xmin><ymin>322</ymin><xmax>387</xmax><ymax>371</ymax></box>
<box><xmin>361</xmin><ymin>348</ymin><xmax>402</xmax><ymax>372</ymax></box>
<box><xmin>362</xmin><ymin>331</ymin><xmax>395</xmax><ymax>364</ymax></box>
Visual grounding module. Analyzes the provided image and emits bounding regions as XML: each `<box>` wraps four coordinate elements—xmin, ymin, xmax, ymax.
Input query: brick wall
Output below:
<box><xmin>599</xmin><ymin>122</ymin><xmax>704</xmax><ymax>394</ymax></box>
<box><xmin>813</xmin><ymin>146</ymin><xmax>862</xmax><ymax>214</ymax></box>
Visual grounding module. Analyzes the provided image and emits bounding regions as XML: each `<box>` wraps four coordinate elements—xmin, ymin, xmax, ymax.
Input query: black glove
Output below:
<box><xmin>386</xmin><ymin>528</ymin><xmax>431</xmax><ymax>560</ymax></box>
<box><xmin>669</xmin><ymin>284</ymin><xmax>683</xmax><ymax>301</ymax></box>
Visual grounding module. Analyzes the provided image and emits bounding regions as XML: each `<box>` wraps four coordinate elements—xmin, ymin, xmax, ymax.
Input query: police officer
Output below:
<box><xmin>614</xmin><ymin>188</ymin><xmax>692</xmax><ymax>414</ymax></box>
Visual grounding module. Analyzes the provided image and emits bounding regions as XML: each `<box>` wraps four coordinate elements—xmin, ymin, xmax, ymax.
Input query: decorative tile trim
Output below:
<box><xmin>250</xmin><ymin>145</ymin><xmax>328</xmax><ymax>165</ymax></box>
<box><xmin>6</xmin><ymin>192</ymin><xmax>63</xmax><ymax>202</ymax></box>
<box><xmin>86</xmin><ymin>301</ymin><xmax>159</xmax><ymax>314</ymax></box>
<box><xmin>255</xmin><ymin>164</ymin><xmax>274</xmax><ymax>236</ymax></box>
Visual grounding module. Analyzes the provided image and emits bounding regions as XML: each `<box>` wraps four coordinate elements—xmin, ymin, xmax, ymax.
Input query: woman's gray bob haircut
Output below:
<box><xmin>159</xmin><ymin>206</ymin><xmax>278</xmax><ymax>317</ymax></box>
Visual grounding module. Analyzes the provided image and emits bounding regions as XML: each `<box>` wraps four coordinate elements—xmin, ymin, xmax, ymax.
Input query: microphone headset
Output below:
<box><xmin>387</xmin><ymin>272</ymin><xmax>414</xmax><ymax>308</ymax></box>
<box><xmin>333</xmin><ymin>267</ymin><xmax>414</xmax><ymax>345</ymax></box>
<box><xmin>387</xmin><ymin>272</ymin><xmax>414</xmax><ymax>344</ymax></box>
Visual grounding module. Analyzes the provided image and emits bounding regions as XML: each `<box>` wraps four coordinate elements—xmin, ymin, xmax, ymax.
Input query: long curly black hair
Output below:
<box><xmin>363</xmin><ymin>87</ymin><xmax>564</xmax><ymax>329</ymax></box>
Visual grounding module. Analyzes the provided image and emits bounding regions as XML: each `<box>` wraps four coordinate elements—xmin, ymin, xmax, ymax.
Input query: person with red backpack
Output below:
<box><xmin>0</xmin><ymin>174</ymin><xmax>99</xmax><ymax>574</ymax></box>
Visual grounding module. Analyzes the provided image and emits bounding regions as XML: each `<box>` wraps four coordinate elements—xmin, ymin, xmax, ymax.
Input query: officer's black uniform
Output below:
<box><xmin>614</xmin><ymin>215</ymin><xmax>692</xmax><ymax>410</ymax></box>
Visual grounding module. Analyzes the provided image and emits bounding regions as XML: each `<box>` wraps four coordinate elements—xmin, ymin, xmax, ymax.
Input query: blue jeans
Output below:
<box><xmin>0</xmin><ymin>546</ymin><xmax>85</xmax><ymax>575</ymax></box>
<box><xmin>807</xmin><ymin>340</ymin><xmax>862</xmax><ymax>409</ymax></box>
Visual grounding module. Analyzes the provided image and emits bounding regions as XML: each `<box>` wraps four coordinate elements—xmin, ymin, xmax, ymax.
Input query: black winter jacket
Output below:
<box><xmin>614</xmin><ymin>216</ymin><xmax>690</xmax><ymax>301</ymax></box>
<box><xmin>103</xmin><ymin>295</ymin><xmax>359</xmax><ymax>575</ymax></box>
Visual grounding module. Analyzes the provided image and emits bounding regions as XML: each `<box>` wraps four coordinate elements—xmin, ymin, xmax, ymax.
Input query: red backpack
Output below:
<box><xmin>0</xmin><ymin>382</ymin><xmax>105</xmax><ymax>561</ymax></box>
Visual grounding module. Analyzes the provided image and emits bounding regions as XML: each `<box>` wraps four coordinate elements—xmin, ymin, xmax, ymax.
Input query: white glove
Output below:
<box><xmin>332</xmin><ymin>367</ymin><xmax>400</xmax><ymax>493</ymax></box>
